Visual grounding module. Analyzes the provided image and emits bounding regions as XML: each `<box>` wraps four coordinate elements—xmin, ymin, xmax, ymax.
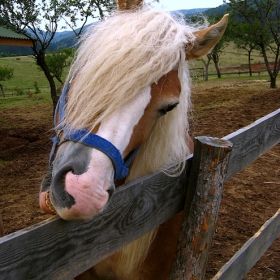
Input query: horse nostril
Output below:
<box><xmin>69</xmin><ymin>168</ymin><xmax>77</xmax><ymax>175</ymax></box>
<box><xmin>51</xmin><ymin>165</ymin><xmax>76</xmax><ymax>209</ymax></box>
<box><xmin>53</xmin><ymin>166</ymin><xmax>74</xmax><ymax>186</ymax></box>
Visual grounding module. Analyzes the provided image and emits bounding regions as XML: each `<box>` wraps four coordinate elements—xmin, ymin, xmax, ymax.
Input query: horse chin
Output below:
<box><xmin>39</xmin><ymin>190</ymin><xmax>109</xmax><ymax>221</ymax></box>
<box><xmin>56</xmin><ymin>205</ymin><xmax>107</xmax><ymax>221</ymax></box>
<box><xmin>56</xmin><ymin>189</ymin><xmax>110</xmax><ymax>221</ymax></box>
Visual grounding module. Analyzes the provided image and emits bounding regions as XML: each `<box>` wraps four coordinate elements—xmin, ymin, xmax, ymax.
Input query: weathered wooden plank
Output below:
<box><xmin>212</xmin><ymin>208</ymin><xmax>280</xmax><ymax>280</ymax></box>
<box><xmin>171</xmin><ymin>136</ymin><xmax>232</xmax><ymax>280</ymax></box>
<box><xmin>0</xmin><ymin>160</ymin><xmax>191</xmax><ymax>280</ymax></box>
<box><xmin>224</xmin><ymin>108</ymin><xmax>280</xmax><ymax>181</ymax></box>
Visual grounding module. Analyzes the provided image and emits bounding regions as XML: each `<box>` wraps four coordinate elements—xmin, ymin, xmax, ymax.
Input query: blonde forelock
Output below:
<box><xmin>64</xmin><ymin>7</ymin><xmax>196</xmax><ymax>132</ymax></box>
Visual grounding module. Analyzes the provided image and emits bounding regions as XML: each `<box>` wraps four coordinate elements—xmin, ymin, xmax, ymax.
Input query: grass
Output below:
<box><xmin>0</xmin><ymin>55</ymin><xmax>67</xmax><ymax>93</ymax></box>
<box><xmin>0</xmin><ymin>56</ymin><xmax>48</xmax><ymax>89</ymax></box>
<box><xmin>189</xmin><ymin>42</ymin><xmax>275</xmax><ymax>69</ymax></box>
<box><xmin>0</xmin><ymin>92</ymin><xmax>52</xmax><ymax>109</ymax></box>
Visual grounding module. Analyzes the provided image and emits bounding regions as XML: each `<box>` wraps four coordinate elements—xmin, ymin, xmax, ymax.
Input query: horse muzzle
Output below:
<box><xmin>39</xmin><ymin>141</ymin><xmax>115</xmax><ymax>221</ymax></box>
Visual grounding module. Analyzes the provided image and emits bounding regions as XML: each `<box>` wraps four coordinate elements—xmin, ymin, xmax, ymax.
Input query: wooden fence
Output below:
<box><xmin>190</xmin><ymin>62</ymin><xmax>273</xmax><ymax>79</ymax></box>
<box><xmin>0</xmin><ymin>86</ymin><xmax>52</xmax><ymax>97</ymax></box>
<box><xmin>0</xmin><ymin>108</ymin><xmax>279</xmax><ymax>279</ymax></box>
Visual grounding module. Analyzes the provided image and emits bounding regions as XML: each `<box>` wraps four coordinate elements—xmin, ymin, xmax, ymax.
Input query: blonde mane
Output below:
<box><xmin>65</xmin><ymin>6</ymin><xmax>196</xmax><ymax>278</ymax></box>
<box><xmin>66</xmin><ymin>7</ymin><xmax>195</xmax><ymax>132</ymax></box>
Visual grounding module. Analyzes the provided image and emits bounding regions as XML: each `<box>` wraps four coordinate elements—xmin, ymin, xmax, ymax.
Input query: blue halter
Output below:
<box><xmin>49</xmin><ymin>82</ymin><xmax>139</xmax><ymax>180</ymax></box>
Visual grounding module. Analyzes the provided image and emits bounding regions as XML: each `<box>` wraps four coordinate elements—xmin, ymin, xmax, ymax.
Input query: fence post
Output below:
<box><xmin>170</xmin><ymin>136</ymin><xmax>232</xmax><ymax>280</ymax></box>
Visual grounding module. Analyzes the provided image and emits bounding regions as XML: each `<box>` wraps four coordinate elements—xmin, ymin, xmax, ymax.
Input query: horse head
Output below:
<box><xmin>40</xmin><ymin>0</ymin><xmax>228</xmax><ymax>221</ymax></box>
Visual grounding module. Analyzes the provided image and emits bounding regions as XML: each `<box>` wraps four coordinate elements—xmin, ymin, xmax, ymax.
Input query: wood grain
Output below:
<box><xmin>0</xmin><ymin>161</ymin><xmax>191</xmax><ymax>279</ymax></box>
<box><xmin>171</xmin><ymin>136</ymin><xmax>232</xmax><ymax>280</ymax></box>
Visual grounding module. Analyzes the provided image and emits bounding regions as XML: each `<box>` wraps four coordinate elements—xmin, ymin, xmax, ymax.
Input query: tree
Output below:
<box><xmin>201</xmin><ymin>56</ymin><xmax>211</xmax><ymax>81</ymax></box>
<box><xmin>207</xmin><ymin>35</ymin><xmax>229</xmax><ymax>78</ymax></box>
<box><xmin>225</xmin><ymin>0</ymin><xmax>280</xmax><ymax>88</ymax></box>
<box><xmin>0</xmin><ymin>0</ymin><xmax>115</xmax><ymax>111</ymax></box>
<box><xmin>0</xmin><ymin>65</ymin><xmax>14</xmax><ymax>97</ymax></box>
<box><xmin>200</xmin><ymin>15</ymin><xmax>230</xmax><ymax>79</ymax></box>
<box><xmin>44</xmin><ymin>48</ymin><xmax>74</xmax><ymax>84</ymax></box>
<box><xmin>228</xmin><ymin>19</ymin><xmax>259</xmax><ymax>76</ymax></box>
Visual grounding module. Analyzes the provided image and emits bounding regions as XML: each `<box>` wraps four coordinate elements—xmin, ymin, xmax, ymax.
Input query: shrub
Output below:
<box><xmin>33</xmin><ymin>81</ymin><xmax>40</xmax><ymax>94</ymax></box>
<box><xmin>14</xmin><ymin>87</ymin><xmax>24</xmax><ymax>96</ymax></box>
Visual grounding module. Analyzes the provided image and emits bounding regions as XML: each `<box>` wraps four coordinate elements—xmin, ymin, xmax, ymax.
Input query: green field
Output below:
<box><xmin>0</xmin><ymin>42</ymin><xmax>274</xmax><ymax>106</ymax></box>
<box><xmin>190</xmin><ymin>42</ymin><xmax>275</xmax><ymax>69</ymax></box>
<box><xmin>0</xmin><ymin>92</ymin><xmax>52</xmax><ymax>108</ymax></box>
<box><xmin>0</xmin><ymin>55</ymin><xmax>67</xmax><ymax>94</ymax></box>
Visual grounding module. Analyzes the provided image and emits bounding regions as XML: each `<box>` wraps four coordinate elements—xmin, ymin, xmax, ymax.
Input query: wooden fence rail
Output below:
<box><xmin>0</xmin><ymin>108</ymin><xmax>279</xmax><ymax>279</ymax></box>
<box><xmin>190</xmin><ymin>69</ymin><xmax>267</xmax><ymax>79</ymax></box>
<box><xmin>212</xmin><ymin>208</ymin><xmax>280</xmax><ymax>280</ymax></box>
<box><xmin>189</xmin><ymin>62</ymin><xmax>272</xmax><ymax>79</ymax></box>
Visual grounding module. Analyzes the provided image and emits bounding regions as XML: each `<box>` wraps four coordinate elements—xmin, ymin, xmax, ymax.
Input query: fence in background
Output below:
<box><xmin>190</xmin><ymin>62</ymin><xmax>273</xmax><ymax>80</ymax></box>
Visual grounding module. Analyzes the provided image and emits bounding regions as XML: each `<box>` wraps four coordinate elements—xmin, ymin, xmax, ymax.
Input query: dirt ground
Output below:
<box><xmin>0</xmin><ymin>78</ymin><xmax>279</xmax><ymax>279</ymax></box>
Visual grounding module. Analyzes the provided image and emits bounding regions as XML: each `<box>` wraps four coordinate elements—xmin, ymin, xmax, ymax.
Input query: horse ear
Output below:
<box><xmin>186</xmin><ymin>14</ymin><xmax>229</xmax><ymax>60</ymax></box>
<box><xmin>118</xmin><ymin>0</ymin><xmax>143</xmax><ymax>10</ymax></box>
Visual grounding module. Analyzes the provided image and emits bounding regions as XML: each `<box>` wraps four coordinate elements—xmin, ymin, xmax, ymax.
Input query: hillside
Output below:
<box><xmin>170</xmin><ymin>8</ymin><xmax>208</xmax><ymax>17</ymax></box>
<box><xmin>0</xmin><ymin>5</ymin><xmax>227</xmax><ymax>57</ymax></box>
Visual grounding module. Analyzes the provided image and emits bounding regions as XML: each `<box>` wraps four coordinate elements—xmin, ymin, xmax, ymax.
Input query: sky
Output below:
<box><xmin>57</xmin><ymin>0</ymin><xmax>225</xmax><ymax>31</ymax></box>
<box><xmin>152</xmin><ymin>0</ymin><xmax>224</xmax><ymax>10</ymax></box>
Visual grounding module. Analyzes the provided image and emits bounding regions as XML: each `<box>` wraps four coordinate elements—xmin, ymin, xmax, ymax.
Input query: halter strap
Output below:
<box><xmin>63</xmin><ymin>128</ymin><xmax>129</xmax><ymax>179</ymax></box>
<box><xmin>49</xmin><ymin>82</ymin><xmax>139</xmax><ymax>180</ymax></box>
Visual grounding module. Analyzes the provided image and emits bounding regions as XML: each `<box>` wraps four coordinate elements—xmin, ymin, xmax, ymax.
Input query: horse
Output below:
<box><xmin>39</xmin><ymin>1</ymin><xmax>228</xmax><ymax>278</ymax></box>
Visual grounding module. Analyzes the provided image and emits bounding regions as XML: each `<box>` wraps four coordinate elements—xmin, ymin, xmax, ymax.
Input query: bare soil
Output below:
<box><xmin>0</xmin><ymin>79</ymin><xmax>279</xmax><ymax>279</ymax></box>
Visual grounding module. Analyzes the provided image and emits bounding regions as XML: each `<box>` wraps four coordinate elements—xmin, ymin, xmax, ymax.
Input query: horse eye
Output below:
<box><xmin>159</xmin><ymin>102</ymin><xmax>179</xmax><ymax>116</ymax></box>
